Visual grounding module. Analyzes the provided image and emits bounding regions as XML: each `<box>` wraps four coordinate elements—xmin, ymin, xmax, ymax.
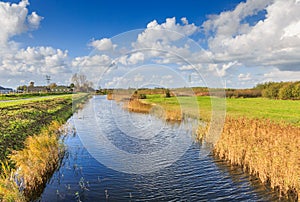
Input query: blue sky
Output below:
<box><xmin>11</xmin><ymin>0</ymin><xmax>243</xmax><ymax>57</ymax></box>
<box><xmin>0</xmin><ymin>0</ymin><xmax>300</xmax><ymax>89</ymax></box>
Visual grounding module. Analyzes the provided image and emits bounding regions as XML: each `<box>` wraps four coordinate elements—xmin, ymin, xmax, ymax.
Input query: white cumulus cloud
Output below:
<box><xmin>89</xmin><ymin>38</ymin><xmax>116</xmax><ymax>51</ymax></box>
<box><xmin>0</xmin><ymin>0</ymin><xmax>42</xmax><ymax>47</ymax></box>
<box><xmin>203</xmin><ymin>0</ymin><xmax>300</xmax><ymax>71</ymax></box>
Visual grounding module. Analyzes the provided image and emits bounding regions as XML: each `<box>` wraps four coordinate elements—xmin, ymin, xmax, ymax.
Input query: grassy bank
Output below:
<box><xmin>128</xmin><ymin>94</ymin><xmax>300</xmax><ymax>200</ymax></box>
<box><xmin>0</xmin><ymin>93</ymin><xmax>89</xmax><ymax>201</ymax></box>
<box><xmin>3</xmin><ymin>121</ymin><xmax>64</xmax><ymax>201</ymax></box>
<box><xmin>0</xmin><ymin>94</ymin><xmax>73</xmax><ymax>161</ymax></box>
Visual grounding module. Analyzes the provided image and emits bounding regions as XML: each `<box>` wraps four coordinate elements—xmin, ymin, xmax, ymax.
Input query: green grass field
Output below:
<box><xmin>0</xmin><ymin>92</ymin><xmax>73</xmax><ymax>101</ymax></box>
<box><xmin>0</xmin><ymin>93</ymin><xmax>88</xmax><ymax>161</ymax></box>
<box><xmin>0</xmin><ymin>94</ymin><xmax>74</xmax><ymax>107</ymax></box>
<box><xmin>144</xmin><ymin>95</ymin><xmax>300</xmax><ymax>126</ymax></box>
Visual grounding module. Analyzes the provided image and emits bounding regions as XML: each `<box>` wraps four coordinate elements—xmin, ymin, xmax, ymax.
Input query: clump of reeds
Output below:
<box><xmin>213</xmin><ymin>117</ymin><xmax>300</xmax><ymax>201</ymax></box>
<box><xmin>126</xmin><ymin>99</ymin><xmax>183</xmax><ymax>122</ymax></box>
<box><xmin>0</xmin><ymin>162</ymin><xmax>25</xmax><ymax>202</ymax></box>
<box><xmin>164</xmin><ymin>109</ymin><xmax>182</xmax><ymax>122</ymax></box>
<box><xmin>126</xmin><ymin>99</ymin><xmax>152</xmax><ymax>113</ymax></box>
<box><xmin>106</xmin><ymin>94</ymin><xmax>114</xmax><ymax>100</ymax></box>
<box><xmin>10</xmin><ymin>121</ymin><xmax>65</xmax><ymax>200</ymax></box>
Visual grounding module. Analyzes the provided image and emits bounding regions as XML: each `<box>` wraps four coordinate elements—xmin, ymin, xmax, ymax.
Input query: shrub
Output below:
<box><xmin>278</xmin><ymin>83</ymin><xmax>294</xmax><ymax>100</ymax></box>
<box><xmin>165</xmin><ymin>89</ymin><xmax>171</xmax><ymax>98</ymax></box>
<box><xmin>138</xmin><ymin>94</ymin><xmax>147</xmax><ymax>99</ymax></box>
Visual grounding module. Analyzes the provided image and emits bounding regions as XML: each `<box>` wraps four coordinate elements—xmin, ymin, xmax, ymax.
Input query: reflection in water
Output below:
<box><xmin>38</xmin><ymin>96</ymin><xmax>281</xmax><ymax>201</ymax></box>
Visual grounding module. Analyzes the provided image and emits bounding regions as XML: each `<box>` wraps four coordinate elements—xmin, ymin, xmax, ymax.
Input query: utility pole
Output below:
<box><xmin>46</xmin><ymin>75</ymin><xmax>51</xmax><ymax>86</ymax></box>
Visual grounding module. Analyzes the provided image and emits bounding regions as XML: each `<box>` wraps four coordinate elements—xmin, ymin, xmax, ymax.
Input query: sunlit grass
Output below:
<box><xmin>214</xmin><ymin>117</ymin><xmax>300</xmax><ymax>200</ymax></box>
<box><xmin>0</xmin><ymin>162</ymin><xmax>25</xmax><ymax>202</ymax></box>
<box><xmin>10</xmin><ymin>121</ymin><xmax>64</xmax><ymax>200</ymax></box>
<box><xmin>145</xmin><ymin>95</ymin><xmax>300</xmax><ymax>126</ymax></box>
<box><xmin>0</xmin><ymin>94</ymin><xmax>73</xmax><ymax>108</ymax></box>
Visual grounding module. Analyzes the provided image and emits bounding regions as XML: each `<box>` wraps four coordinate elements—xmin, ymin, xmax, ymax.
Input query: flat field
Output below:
<box><xmin>144</xmin><ymin>95</ymin><xmax>300</xmax><ymax>126</ymax></box>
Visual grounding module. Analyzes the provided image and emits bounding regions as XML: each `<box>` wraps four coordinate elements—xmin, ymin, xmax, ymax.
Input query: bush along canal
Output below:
<box><xmin>38</xmin><ymin>96</ymin><xmax>281</xmax><ymax>201</ymax></box>
<box><xmin>0</xmin><ymin>94</ymin><xmax>90</xmax><ymax>201</ymax></box>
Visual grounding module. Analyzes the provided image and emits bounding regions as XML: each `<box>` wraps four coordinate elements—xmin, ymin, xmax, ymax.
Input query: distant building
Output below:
<box><xmin>0</xmin><ymin>86</ymin><xmax>13</xmax><ymax>94</ymax></box>
<box><xmin>26</xmin><ymin>81</ymin><xmax>48</xmax><ymax>93</ymax></box>
<box><xmin>27</xmin><ymin>86</ymin><xmax>48</xmax><ymax>93</ymax></box>
<box><xmin>51</xmin><ymin>86</ymin><xmax>72</xmax><ymax>92</ymax></box>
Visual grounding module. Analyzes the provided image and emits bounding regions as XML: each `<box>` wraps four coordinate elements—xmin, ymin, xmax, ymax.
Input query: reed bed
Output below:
<box><xmin>126</xmin><ymin>99</ymin><xmax>152</xmax><ymax>113</ymax></box>
<box><xmin>164</xmin><ymin>109</ymin><xmax>182</xmax><ymax>122</ymax></box>
<box><xmin>106</xmin><ymin>93</ymin><xmax>114</xmax><ymax>100</ymax></box>
<box><xmin>126</xmin><ymin>99</ymin><xmax>183</xmax><ymax>122</ymax></box>
<box><xmin>213</xmin><ymin>117</ymin><xmax>300</xmax><ymax>201</ymax></box>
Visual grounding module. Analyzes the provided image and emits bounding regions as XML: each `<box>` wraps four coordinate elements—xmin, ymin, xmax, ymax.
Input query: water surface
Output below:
<box><xmin>39</xmin><ymin>96</ymin><xmax>280</xmax><ymax>201</ymax></box>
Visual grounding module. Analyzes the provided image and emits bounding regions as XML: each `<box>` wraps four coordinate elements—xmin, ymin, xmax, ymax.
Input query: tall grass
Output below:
<box><xmin>126</xmin><ymin>99</ymin><xmax>152</xmax><ymax>113</ymax></box>
<box><xmin>9</xmin><ymin>121</ymin><xmax>65</xmax><ymax>200</ymax></box>
<box><xmin>0</xmin><ymin>94</ymin><xmax>90</xmax><ymax>201</ymax></box>
<box><xmin>0</xmin><ymin>162</ymin><xmax>25</xmax><ymax>202</ymax></box>
<box><xmin>0</xmin><ymin>121</ymin><xmax>64</xmax><ymax>200</ymax></box>
<box><xmin>213</xmin><ymin>117</ymin><xmax>300</xmax><ymax>200</ymax></box>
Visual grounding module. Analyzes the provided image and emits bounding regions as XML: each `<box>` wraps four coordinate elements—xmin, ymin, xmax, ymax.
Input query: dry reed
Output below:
<box><xmin>10</xmin><ymin>121</ymin><xmax>65</xmax><ymax>200</ymax></box>
<box><xmin>0</xmin><ymin>162</ymin><xmax>25</xmax><ymax>202</ymax></box>
<box><xmin>213</xmin><ymin>117</ymin><xmax>300</xmax><ymax>201</ymax></box>
<box><xmin>126</xmin><ymin>99</ymin><xmax>152</xmax><ymax>113</ymax></box>
<box><xmin>106</xmin><ymin>94</ymin><xmax>114</xmax><ymax>100</ymax></box>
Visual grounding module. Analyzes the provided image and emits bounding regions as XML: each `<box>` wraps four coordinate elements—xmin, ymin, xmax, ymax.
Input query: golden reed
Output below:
<box><xmin>212</xmin><ymin>117</ymin><xmax>300</xmax><ymax>201</ymax></box>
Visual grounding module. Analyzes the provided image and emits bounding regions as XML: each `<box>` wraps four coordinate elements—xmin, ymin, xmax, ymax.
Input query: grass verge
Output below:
<box><xmin>0</xmin><ymin>93</ymin><xmax>90</xmax><ymax>201</ymax></box>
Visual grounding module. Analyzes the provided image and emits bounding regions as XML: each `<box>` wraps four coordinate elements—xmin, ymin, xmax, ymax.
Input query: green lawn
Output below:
<box><xmin>144</xmin><ymin>95</ymin><xmax>300</xmax><ymax>126</ymax></box>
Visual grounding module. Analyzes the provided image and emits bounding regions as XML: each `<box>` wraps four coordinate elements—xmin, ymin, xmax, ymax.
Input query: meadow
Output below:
<box><xmin>144</xmin><ymin>95</ymin><xmax>300</xmax><ymax>126</ymax></box>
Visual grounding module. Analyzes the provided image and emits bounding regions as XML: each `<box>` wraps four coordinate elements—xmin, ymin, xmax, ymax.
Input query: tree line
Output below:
<box><xmin>255</xmin><ymin>81</ymin><xmax>300</xmax><ymax>100</ymax></box>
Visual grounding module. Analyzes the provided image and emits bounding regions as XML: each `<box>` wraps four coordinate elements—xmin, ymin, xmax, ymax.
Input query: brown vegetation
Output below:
<box><xmin>212</xmin><ymin>117</ymin><xmax>300</xmax><ymax>201</ymax></box>
<box><xmin>10</xmin><ymin>121</ymin><xmax>65</xmax><ymax>200</ymax></box>
<box><xmin>164</xmin><ymin>109</ymin><xmax>182</xmax><ymax>122</ymax></box>
<box><xmin>0</xmin><ymin>162</ymin><xmax>25</xmax><ymax>202</ymax></box>
<box><xmin>126</xmin><ymin>99</ymin><xmax>152</xmax><ymax>113</ymax></box>
<box><xmin>107</xmin><ymin>93</ymin><xmax>114</xmax><ymax>100</ymax></box>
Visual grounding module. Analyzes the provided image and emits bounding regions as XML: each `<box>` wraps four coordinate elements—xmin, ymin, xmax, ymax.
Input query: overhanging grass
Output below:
<box><xmin>0</xmin><ymin>93</ymin><xmax>90</xmax><ymax>201</ymax></box>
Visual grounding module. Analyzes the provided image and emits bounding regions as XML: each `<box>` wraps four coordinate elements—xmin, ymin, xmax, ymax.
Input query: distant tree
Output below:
<box><xmin>17</xmin><ymin>85</ymin><xmax>27</xmax><ymax>91</ymax></box>
<box><xmin>71</xmin><ymin>73</ymin><xmax>94</xmax><ymax>92</ymax></box>
<box><xmin>262</xmin><ymin>82</ymin><xmax>283</xmax><ymax>99</ymax></box>
<box><xmin>278</xmin><ymin>83</ymin><xmax>293</xmax><ymax>100</ymax></box>
<box><xmin>165</xmin><ymin>89</ymin><xmax>171</xmax><ymax>98</ymax></box>
<box><xmin>49</xmin><ymin>83</ymin><xmax>57</xmax><ymax>89</ymax></box>
<box><xmin>292</xmin><ymin>83</ymin><xmax>300</xmax><ymax>99</ymax></box>
<box><xmin>29</xmin><ymin>81</ymin><xmax>34</xmax><ymax>87</ymax></box>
